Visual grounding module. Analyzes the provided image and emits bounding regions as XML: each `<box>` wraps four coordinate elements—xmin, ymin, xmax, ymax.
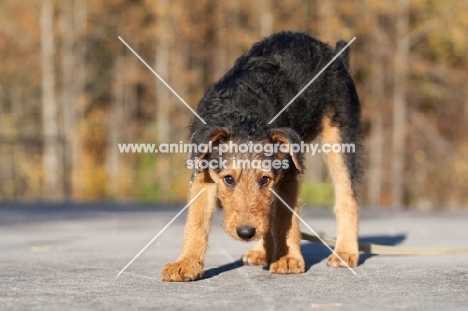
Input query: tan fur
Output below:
<box><xmin>161</xmin><ymin>172</ymin><xmax>218</xmax><ymax>282</ymax></box>
<box><xmin>322</xmin><ymin>116</ymin><xmax>359</xmax><ymax>267</ymax></box>
<box><xmin>268</xmin><ymin>173</ymin><xmax>305</xmax><ymax>273</ymax></box>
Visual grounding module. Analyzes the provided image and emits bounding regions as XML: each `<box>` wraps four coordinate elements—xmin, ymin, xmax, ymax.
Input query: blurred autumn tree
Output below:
<box><xmin>0</xmin><ymin>0</ymin><xmax>467</xmax><ymax>209</ymax></box>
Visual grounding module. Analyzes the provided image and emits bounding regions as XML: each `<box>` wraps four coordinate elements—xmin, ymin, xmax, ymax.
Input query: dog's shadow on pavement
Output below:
<box><xmin>301</xmin><ymin>233</ymin><xmax>407</xmax><ymax>271</ymax></box>
<box><xmin>202</xmin><ymin>259</ymin><xmax>244</xmax><ymax>280</ymax></box>
<box><xmin>202</xmin><ymin>234</ymin><xmax>407</xmax><ymax>278</ymax></box>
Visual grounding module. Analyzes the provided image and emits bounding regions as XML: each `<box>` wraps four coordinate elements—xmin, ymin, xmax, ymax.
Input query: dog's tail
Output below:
<box><xmin>335</xmin><ymin>40</ymin><xmax>350</xmax><ymax>70</ymax></box>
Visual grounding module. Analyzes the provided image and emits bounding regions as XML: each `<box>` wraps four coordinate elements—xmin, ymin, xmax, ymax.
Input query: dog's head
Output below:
<box><xmin>192</xmin><ymin>127</ymin><xmax>303</xmax><ymax>241</ymax></box>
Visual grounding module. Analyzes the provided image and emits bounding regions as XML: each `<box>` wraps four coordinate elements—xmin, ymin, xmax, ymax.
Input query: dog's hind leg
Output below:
<box><xmin>161</xmin><ymin>173</ymin><xmax>217</xmax><ymax>282</ymax></box>
<box><xmin>322</xmin><ymin>115</ymin><xmax>361</xmax><ymax>268</ymax></box>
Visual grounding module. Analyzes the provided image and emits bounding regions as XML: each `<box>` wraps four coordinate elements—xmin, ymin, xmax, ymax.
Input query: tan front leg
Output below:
<box><xmin>269</xmin><ymin>174</ymin><xmax>305</xmax><ymax>274</ymax></box>
<box><xmin>161</xmin><ymin>174</ymin><xmax>218</xmax><ymax>282</ymax></box>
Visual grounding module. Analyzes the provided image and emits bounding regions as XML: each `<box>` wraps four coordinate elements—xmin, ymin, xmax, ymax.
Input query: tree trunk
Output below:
<box><xmin>259</xmin><ymin>0</ymin><xmax>273</xmax><ymax>37</ymax></box>
<box><xmin>227</xmin><ymin>0</ymin><xmax>241</xmax><ymax>62</ymax></box>
<box><xmin>203</xmin><ymin>0</ymin><xmax>216</xmax><ymax>88</ymax></box>
<box><xmin>60</xmin><ymin>0</ymin><xmax>74</xmax><ymax>200</ymax></box>
<box><xmin>107</xmin><ymin>56</ymin><xmax>125</xmax><ymax>198</ymax></box>
<box><xmin>465</xmin><ymin>53</ymin><xmax>468</xmax><ymax>126</ymax></box>
<box><xmin>155</xmin><ymin>0</ymin><xmax>171</xmax><ymax>201</ymax></box>
<box><xmin>318</xmin><ymin>0</ymin><xmax>334</xmax><ymax>42</ymax></box>
<box><xmin>41</xmin><ymin>0</ymin><xmax>61</xmax><ymax>200</ymax></box>
<box><xmin>71</xmin><ymin>0</ymin><xmax>87</xmax><ymax>199</ymax></box>
<box><xmin>214</xmin><ymin>1</ymin><xmax>227</xmax><ymax>80</ymax></box>
<box><xmin>367</xmin><ymin>21</ymin><xmax>385</xmax><ymax>207</ymax></box>
<box><xmin>391</xmin><ymin>0</ymin><xmax>409</xmax><ymax>208</ymax></box>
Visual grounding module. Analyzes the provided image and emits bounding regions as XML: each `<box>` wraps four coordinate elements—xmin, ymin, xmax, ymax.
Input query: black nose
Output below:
<box><xmin>236</xmin><ymin>225</ymin><xmax>256</xmax><ymax>240</ymax></box>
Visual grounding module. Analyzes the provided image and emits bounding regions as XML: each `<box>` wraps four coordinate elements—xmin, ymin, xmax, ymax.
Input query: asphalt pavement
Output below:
<box><xmin>1</xmin><ymin>203</ymin><xmax>467</xmax><ymax>310</ymax></box>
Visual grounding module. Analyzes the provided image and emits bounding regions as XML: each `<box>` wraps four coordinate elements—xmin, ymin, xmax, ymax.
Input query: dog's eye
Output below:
<box><xmin>260</xmin><ymin>176</ymin><xmax>270</xmax><ymax>186</ymax></box>
<box><xmin>224</xmin><ymin>175</ymin><xmax>235</xmax><ymax>186</ymax></box>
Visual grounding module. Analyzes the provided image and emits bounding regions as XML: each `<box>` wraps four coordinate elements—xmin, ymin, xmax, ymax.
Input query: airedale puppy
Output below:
<box><xmin>162</xmin><ymin>31</ymin><xmax>362</xmax><ymax>282</ymax></box>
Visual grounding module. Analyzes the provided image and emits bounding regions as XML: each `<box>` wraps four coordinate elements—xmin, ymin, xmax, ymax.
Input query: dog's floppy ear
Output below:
<box><xmin>269</xmin><ymin>128</ymin><xmax>303</xmax><ymax>172</ymax></box>
<box><xmin>192</xmin><ymin>127</ymin><xmax>231</xmax><ymax>183</ymax></box>
<box><xmin>199</xmin><ymin>127</ymin><xmax>230</xmax><ymax>161</ymax></box>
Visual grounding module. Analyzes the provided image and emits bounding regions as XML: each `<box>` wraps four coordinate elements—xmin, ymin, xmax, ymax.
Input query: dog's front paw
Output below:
<box><xmin>269</xmin><ymin>255</ymin><xmax>305</xmax><ymax>274</ymax></box>
<box><xmin>327</xmin><ymin>252</ymin><xmax>359</xmax><ymax>268</ymax></box>
<box><xmin>161</xmin><ymin>258</ymin><xmax>204</xmax><ymax>282</ymax></box>
<box><xmin>242</xmin><ymin>250</ymin><xmax>267</xmax><ymax>266</ymax></box>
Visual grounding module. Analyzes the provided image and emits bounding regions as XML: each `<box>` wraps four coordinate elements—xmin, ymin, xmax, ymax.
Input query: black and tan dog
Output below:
<box><xmin>162</xmin><ymin>32</ymin><xmax>362</xmax><ymax>282</ymax></box>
